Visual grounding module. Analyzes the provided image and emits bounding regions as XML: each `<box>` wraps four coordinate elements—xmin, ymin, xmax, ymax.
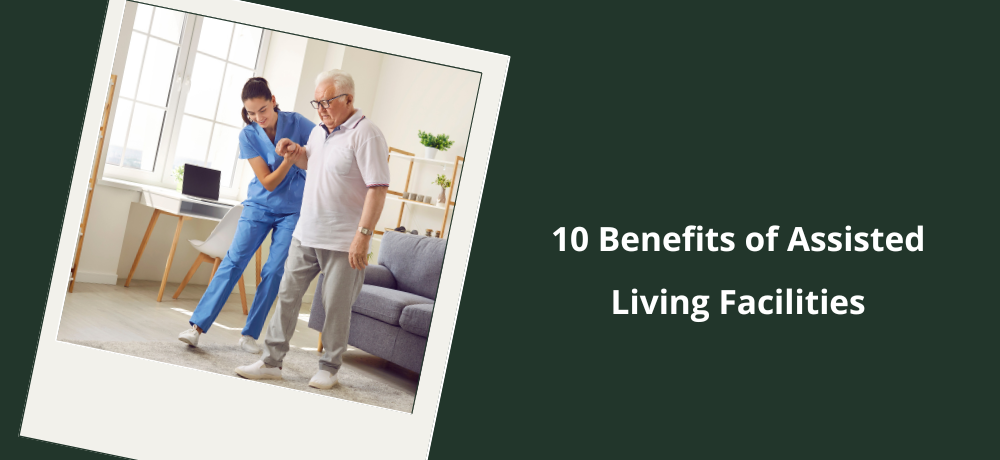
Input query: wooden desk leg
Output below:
<box><xmin>237</xmin><ymin>275</ymin><xmax>248</xmax><ymax>315</ymax></box>
<box><xmin>255</xmin><ymin>246</ymin><xmax>262</xmax><ymax>286</ymax></box>
<box><xmin>157</xmin><ymin>215</ymin><xmax>187</xmax><ymax>302</ymax></box>
<box><xmin>125</xmin><ymin>209</ymin><xmax>161</xmax><ymax>287</ymax></box>
<box><xmin>210</xmin><ymin>257</ymin><xmax>221</xmax><ymax>280</ymax></box>
<box><xmin>173</xmin><ymin>252</ymin><xmax>210</xmax><ymax>299</ymax></box>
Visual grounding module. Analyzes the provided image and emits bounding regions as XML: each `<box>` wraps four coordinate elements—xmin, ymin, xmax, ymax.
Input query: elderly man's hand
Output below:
<box><xmin>348</xmin><ymin>232</ymin><xmax>370</xmax><ymax>270</ymax></box>
<box><xmin>275</xmin><ymin>138</ymin><xmax>300</xmax><ymax>157</ymax></box>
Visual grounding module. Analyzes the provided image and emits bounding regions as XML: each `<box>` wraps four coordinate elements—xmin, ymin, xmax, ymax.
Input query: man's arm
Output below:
<box><xmin>348</xmin><ymin>186</ymin><xmax>388</xmax><ymax>270</ymax></box>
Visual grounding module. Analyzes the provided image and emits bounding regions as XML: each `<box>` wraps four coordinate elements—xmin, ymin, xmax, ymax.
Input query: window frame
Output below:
<box><xmin>103</xmin><ymin>9</ymin><xmax>271</xmax><ymax>200</ymax></box>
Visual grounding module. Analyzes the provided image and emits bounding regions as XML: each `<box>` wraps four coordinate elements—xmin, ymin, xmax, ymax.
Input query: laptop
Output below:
<box><xmin>181</xmin><ymin>164</ymin><xmax>221</xmax><ymax>202</ymax></box>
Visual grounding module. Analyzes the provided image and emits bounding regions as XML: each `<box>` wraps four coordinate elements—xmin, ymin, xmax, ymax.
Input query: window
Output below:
<box><xmin>170</xmin><ymin>18</ymin><xmax>263</xmax><ymax>188</ymax></box>
<box><xmin>105</xmin><ymin>3</ymin><xmax>269</xmax><ymax>196</ymax></box>
<box><xmin>106</xmin><ymin>5</ymin><xmax>184</xmax><ymax>171</ymax></box>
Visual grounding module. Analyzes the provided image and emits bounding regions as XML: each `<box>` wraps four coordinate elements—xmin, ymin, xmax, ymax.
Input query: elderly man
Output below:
<box><xmin>235</xmin><ymin>69</ymin><xmax>389</xmax><ymax>389</ymax></box>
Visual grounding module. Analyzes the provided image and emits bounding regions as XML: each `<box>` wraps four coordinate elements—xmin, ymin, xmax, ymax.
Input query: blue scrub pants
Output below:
<box><xmin>189</xmin><ymin>206</ymin><xmax>299</xmax><ymax>339</ymax></box>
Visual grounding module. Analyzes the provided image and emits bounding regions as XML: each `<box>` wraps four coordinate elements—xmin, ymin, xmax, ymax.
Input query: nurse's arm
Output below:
<box><xmin>247</xmin><ymin>156</ymin><xmax>294</xmax><ymax>192</ymax></box>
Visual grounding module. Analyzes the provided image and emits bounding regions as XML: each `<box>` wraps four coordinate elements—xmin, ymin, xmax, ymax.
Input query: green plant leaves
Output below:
<box><xmin>417</xmin><ymin>130</ymin><xmax>456</xmax><ymax>151</ymax></box>
<box><xmin>432</xmin><ymin>173</ymin><xmax>452</xmax><ymax>188</ymax></box>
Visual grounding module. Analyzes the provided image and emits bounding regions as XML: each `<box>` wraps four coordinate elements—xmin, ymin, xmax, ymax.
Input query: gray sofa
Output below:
<box><xmin>308</xmin><ymin>231</ymin><xmax>446</xmax><ymax>373</ymax></box>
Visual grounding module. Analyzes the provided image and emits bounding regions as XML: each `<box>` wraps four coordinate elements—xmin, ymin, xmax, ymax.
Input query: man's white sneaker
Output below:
<box><xmin>235</xmin><ymin>360</ymin><xmax>282</xmax><ymax>380</ymax></box>
<box><xmin>239</xmin><ymin>335</ymin><xmax>261</xmax><ymax>354</ymax></box>
<box><xmin>178</xmin><ymin>326</ymin><xmax>200</xmax><ymax>347</ymax></box>
<box><xmin>308</xmin><ymin>370</ymin><xmax>338</xmax><ymax>389</ymax></box>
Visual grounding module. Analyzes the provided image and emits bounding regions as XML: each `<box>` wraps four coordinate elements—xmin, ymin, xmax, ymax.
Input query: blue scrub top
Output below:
<box><xmin>238</xmin><ymin>110</ymin><xmax>316</xmax><ymax>215</ymax></box>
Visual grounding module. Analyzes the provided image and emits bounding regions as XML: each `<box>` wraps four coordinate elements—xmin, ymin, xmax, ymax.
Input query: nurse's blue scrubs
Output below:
<box><xmin>189</xmin><ymin>109</ymin><xmax>315</xmax><ymax>339</ymax></box>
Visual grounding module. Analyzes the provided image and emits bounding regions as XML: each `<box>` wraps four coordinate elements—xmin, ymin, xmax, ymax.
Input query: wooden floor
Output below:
<box><xmin>58</xmin><ymin>280</ymin><xmax>418</xmax><ymax>396</ymax></box>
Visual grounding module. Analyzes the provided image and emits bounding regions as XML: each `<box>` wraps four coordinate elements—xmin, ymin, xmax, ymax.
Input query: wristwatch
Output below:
<box><xmin>358</xmin><ymin>226</ymin><xmax>372</xmax><ymax>236</ymax></box>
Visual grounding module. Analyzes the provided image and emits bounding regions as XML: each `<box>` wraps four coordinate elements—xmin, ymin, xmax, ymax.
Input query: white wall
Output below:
<box><xmin>294</xmin><ymin>39</ymin><xmax>330</xmax><ymax>124</ymax></box>
<box><xmin>261</xmin><ymin>32</ymin><xmax>307</xmax><ymax>116</ymax></box>
<box><xmin>368</xmin><ymin>56</ymin><xmax>480</xmax><ymax>237</ymax></box>
<box><xmin>340</xmin><ymin>47</ymin><xmax>384</xmax><ymax>119</ymax></box>
<box><xmin>324</xmin><ymin>44</ymin><xmax>346</xmax><ymax>76</ymax></box>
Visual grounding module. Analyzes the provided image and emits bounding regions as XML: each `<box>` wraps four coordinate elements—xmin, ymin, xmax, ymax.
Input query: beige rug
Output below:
<box><xmin>69</xmin><ymin>340</ymin><xmax>415</xmax><ymax>413</ymax></box>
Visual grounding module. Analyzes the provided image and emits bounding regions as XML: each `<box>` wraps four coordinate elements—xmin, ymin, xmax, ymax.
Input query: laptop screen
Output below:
<box><xmin>182</xmin><ymin>164</ymin><xmax>221</xmax><ymax>201</ymax></box>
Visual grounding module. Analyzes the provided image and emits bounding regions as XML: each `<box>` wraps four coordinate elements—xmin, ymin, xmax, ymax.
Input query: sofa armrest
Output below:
<box><xmin>363</xmin><ymin>264</ymin><xmax>397</xmax><ymax>290</ymax></box>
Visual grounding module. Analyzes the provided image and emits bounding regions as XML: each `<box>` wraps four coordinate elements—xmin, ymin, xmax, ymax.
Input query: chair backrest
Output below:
<box><xmin>197</xmin><ymin>205</ymin><xmax>244</xmax><ymax>259</ymax></box>
<box><xmin>378</xmin><ymin>231</ymin><xmax>447</xmax><ymax>300</ymax></box>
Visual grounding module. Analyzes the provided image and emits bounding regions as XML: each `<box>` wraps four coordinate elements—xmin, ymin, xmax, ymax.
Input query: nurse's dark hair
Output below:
<box><xmin>241</xmin><ymin>77</ymin><xmax>280</xmax><ymax>126</ymax></box>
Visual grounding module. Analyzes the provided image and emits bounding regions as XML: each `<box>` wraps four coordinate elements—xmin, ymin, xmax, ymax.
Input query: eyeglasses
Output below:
<box><xmin>310</xmin><ymin>94</ymin><xmax>348</xmax><ymax>109</ymax></box>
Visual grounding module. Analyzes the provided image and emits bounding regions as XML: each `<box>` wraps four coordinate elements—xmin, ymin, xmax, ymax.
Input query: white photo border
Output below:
<box><xmin>20</xmin><ymin>0</ymin><xmax>507</xmax><ymax>458</ymax></box>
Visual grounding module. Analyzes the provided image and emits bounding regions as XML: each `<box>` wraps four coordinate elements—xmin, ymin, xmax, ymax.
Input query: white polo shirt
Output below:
<box><xmin>293</xmin><ymin>109</ymin><xmax>390</xmax><ymax>252</ymax></box>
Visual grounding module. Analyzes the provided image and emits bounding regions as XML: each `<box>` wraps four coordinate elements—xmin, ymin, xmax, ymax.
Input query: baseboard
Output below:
<box><xmin>74</xmin><ymin>271</ymin><xmax>119</xmax><ymax>285</ymax></box>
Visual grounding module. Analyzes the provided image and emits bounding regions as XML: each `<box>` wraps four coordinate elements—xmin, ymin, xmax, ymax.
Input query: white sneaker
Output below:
<box><xmin>178</xmin><ymin>325</ymin><xmax>200</xmax><ymax>347</ymax></box>
<box><xmin>239</xmin><ymin>335</ymin><xmax>261</xmax><ymax>354</ymax></box>
<box><xmin>235</xmin><ymin>360</ymin><xmax>282</xmax><ymax>380</ymax></box>
<box><xmin>308</xmin><ymin>370</ymin><xmax>338</xmax><ymax>389</ymax></box>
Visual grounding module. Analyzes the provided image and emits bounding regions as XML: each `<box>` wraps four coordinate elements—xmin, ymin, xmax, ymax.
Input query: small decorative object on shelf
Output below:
<box><xmin>425</xmin><ymin>229</ymin><xmax>433</xmax><ymax>237</ymax></box>
<box><xmin>410</xmin><ymin>230</ymin><xmax>418</xmax><ymax>235</ymax></box>
<box><xmin>435</xmin><ymin>231</ymin><xmax>441</xmax><ymax>238</ymax></box>
<box><xmin>423</xmin><ymin>196</ymin><xmax>432</xmax><ymax>204</ymax></box>
<box><xmin>433</xmin><ymin>173</ymin><xmax>452</xmax><ymax>207</ymax></box>
<box><xmin>416</xmin><ymin>194</ymin><xmax>425</xmax><ymax>202</ymax></box>
<box><xmin>418</xmin><ymin>130</ymin><xmax>455</xmax><ymax>159</ymax></box>
<box><xmin>173</xmin><ymin>165</ymin><xmax>185</xmax><ymax>191</ymax></box>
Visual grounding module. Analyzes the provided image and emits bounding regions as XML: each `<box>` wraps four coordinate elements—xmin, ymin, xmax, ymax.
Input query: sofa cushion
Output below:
<box><xmin>378</xmin><ymin>232</ymin><xmax>447</xmax><ymax>300</ymax></box>
<box><xmin>362</xmin><ymin>264</ymin><xmax>397</xmax><ymax>290</ymax></box>
<box><xmin>352</xmin><ymin>285</ymin><xmax>434</xmax><ymax>326</ymax></box>
<box><xmin>399</xmin><ymin>304</ymin><xmax>433</xmax><ymax>338</ymax></box>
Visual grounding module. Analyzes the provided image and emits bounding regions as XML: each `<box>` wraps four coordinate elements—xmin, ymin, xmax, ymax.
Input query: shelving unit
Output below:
<box><xmin>383</xmin><ymin>147</ymin><xmax>463</xmax><ymax>238</ymax></box>
<box><xmin>70</xmin><ymin>74</ymin><xmax>117</xmax><ymax>293</ymax></box>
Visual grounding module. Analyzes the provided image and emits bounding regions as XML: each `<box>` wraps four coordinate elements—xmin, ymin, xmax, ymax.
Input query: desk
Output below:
<box><xmin>109</xmin><ymin>181</ymin><xmax>249</xmax><ymax>302</ymax></box>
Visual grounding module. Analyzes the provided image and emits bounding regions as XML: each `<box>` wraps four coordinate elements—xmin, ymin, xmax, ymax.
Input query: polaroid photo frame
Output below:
<box><xmin>20</xmin><ymin>0</ymin><xmax>507</xmax><ymax>458</ymax></box>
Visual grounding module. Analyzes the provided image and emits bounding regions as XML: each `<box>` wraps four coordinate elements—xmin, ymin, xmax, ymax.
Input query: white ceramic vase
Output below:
<box><xmin>424</xmin><ymin>146</ymin><xmax>438</xmax><ymax>159</ymax></box>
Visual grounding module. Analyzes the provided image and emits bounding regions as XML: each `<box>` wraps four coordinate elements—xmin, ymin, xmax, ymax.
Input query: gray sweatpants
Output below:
<box><xmin>262</xmin><ymin>237</ymin><xmax>365</xmax><ymax>374</ymax></box>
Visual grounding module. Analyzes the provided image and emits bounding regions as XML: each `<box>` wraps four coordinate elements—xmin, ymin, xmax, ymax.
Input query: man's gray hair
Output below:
<box><xmin>315</xmin><ymin>69</ymin><xmax>355</xmax><ymax>96</ymax></box>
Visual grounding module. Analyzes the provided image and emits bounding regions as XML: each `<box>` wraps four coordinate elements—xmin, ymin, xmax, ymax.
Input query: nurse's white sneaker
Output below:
<box><xmin>239</xmin><ymin>335</ymin><xmax>261</xmax><ymax>353</ymax></box>
<box><xmin>178</xmin><ymin>325</ymin><xmax>200</xmax><ymax>347</ymax></box>
<box><xmin>235</xmin><ymin>360</ymin><xmax>282</xmax><ymax>380</ymax></box>
<box><xmin>308</xmin><ymin>370</ymin><xmax>338</xmax><ymax>389</ymax></box>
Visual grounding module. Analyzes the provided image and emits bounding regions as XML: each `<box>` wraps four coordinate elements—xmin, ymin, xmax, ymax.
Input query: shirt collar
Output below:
<box><xmin>319</xmin><ymin>108</ymin><xmax>365</xmax><ymax>135</ymax></box>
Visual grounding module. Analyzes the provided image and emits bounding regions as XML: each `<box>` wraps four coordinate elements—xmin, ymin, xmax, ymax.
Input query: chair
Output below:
<box><xmin>172</xmin><ymin>205</ymin><xmax>249</xmax><ymax>314</ymax></box>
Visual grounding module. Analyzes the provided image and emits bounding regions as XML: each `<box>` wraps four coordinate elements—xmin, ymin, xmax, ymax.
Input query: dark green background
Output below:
<box><xmin>8</xmin><ymin>1</ymin><xmax>995</xmax><ymax>458</ymax></box>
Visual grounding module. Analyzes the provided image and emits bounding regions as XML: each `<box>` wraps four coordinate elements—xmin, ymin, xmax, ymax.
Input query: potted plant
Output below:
<box><xmin>172</xmin><ymin>165</ymin><xmax>185</xmax><ymax>191</ymax></box>
<box><xmin>433</xmin><ymin>173</ymin><xmax>452</xmax><ymax>207</ymax></box>
<box><xmin>418</xmin><ymin>130</ymin><xmax>455</xmax><ymax>159</ymax></box>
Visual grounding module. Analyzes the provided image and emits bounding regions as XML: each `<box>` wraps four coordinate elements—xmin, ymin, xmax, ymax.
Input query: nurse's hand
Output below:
<box><xmin>275</xmin><ymin>138</ymin><xmax>300</xmax><ymax>156</ymax></box>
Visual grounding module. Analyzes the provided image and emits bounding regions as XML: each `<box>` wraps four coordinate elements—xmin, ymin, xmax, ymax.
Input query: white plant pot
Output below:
<box><xmin>424</xmin><ymin>146</ymin><xmax>438</xmax><ymax>159</ymax></box>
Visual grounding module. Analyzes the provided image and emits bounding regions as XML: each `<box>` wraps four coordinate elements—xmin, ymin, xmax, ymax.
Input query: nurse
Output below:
<box><xmin>178</xmin><ymin>77</ymin><xmax>314</xmax><ymax>353</ymax></box>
